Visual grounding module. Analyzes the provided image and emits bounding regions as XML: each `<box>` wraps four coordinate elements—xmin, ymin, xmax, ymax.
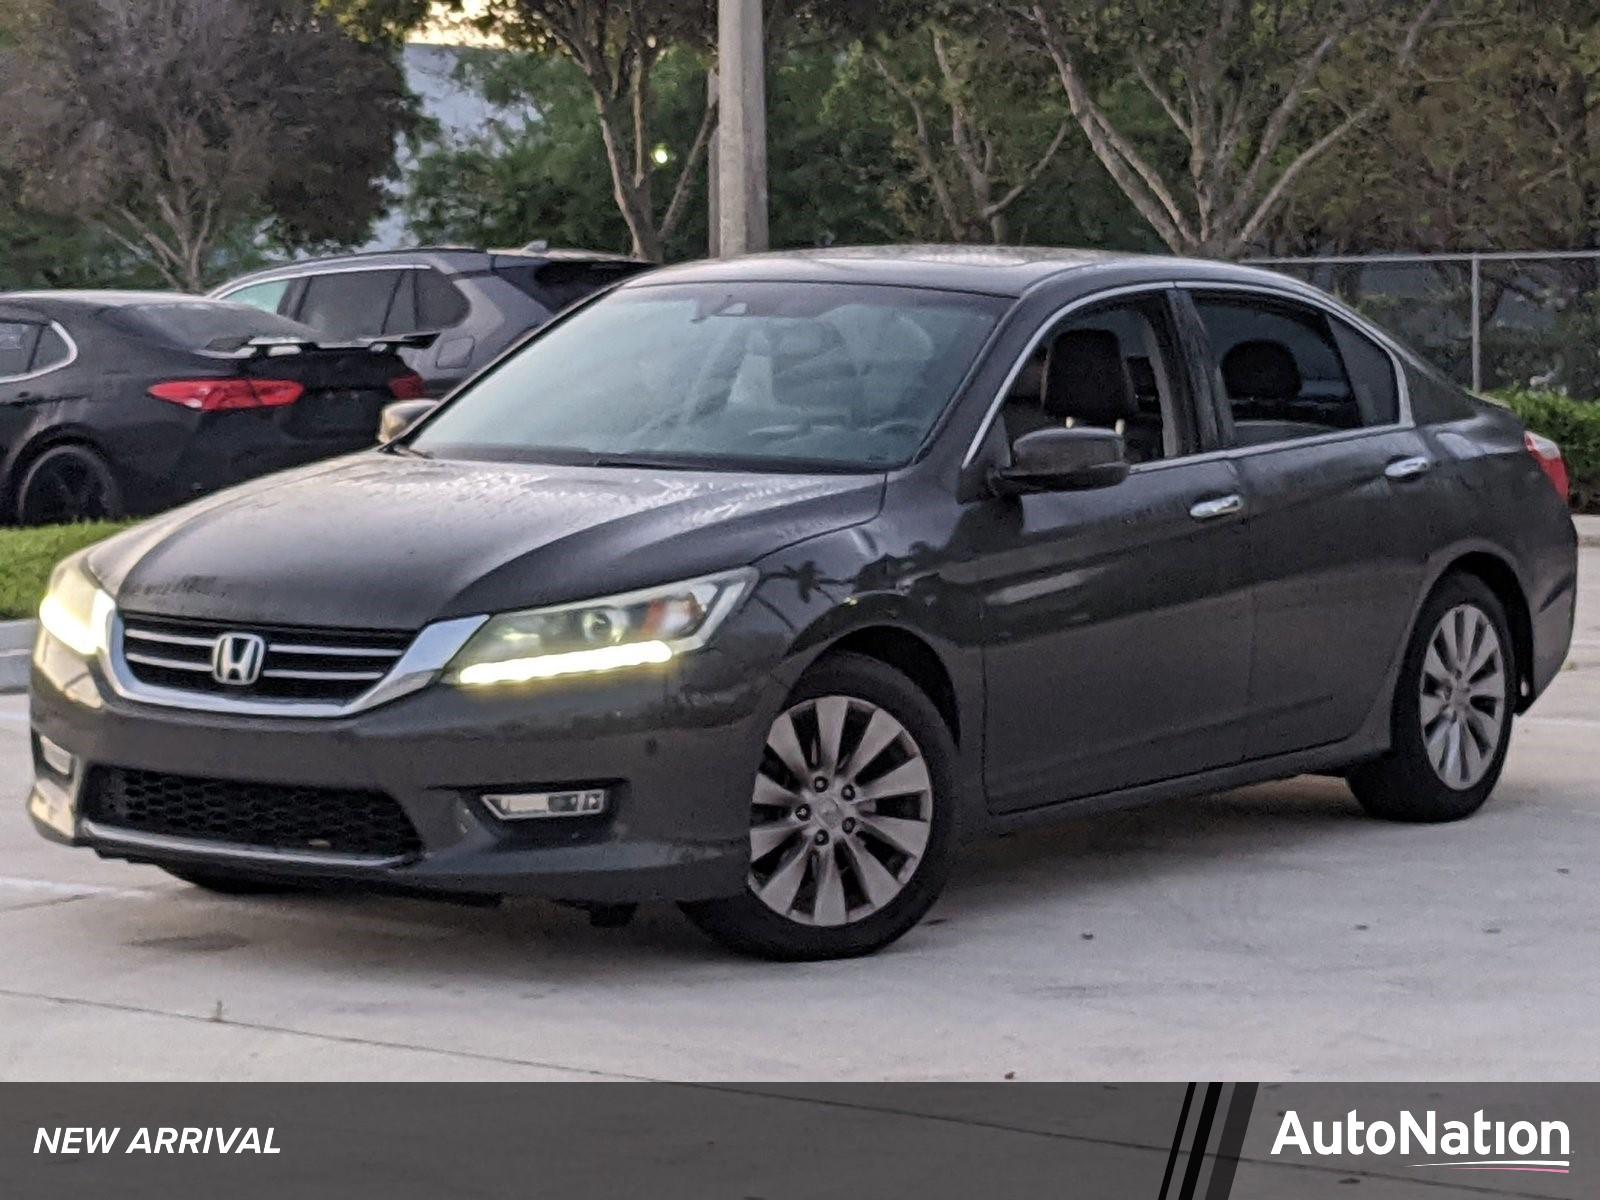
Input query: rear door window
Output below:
<box><xmin>1193</xmin><ymin>294</ymin><xmax>1392</xmax><ymax>445</ymax></box>
<box><xmin>417</xmin><ymin>269</ymin><xmax>469</xmax><ymax>329</ymax></box>
<box><xmin>1330</xmin><ymin>318</ymin><xmax>1400</xmax><ymax>426</ymax></box>
<box><xmin>295</xmin><ymin>270</ymin><xmax>404</xmax><ymax>339</ymax></box>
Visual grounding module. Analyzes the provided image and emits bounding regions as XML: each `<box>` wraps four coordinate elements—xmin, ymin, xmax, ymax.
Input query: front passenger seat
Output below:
<box><xmin>1042</xmin><ymin>329</ymin><xmax>1151</xmax><ymax>461</ymax></box>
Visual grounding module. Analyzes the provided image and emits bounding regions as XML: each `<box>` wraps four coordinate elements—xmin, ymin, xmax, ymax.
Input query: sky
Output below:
<box><xmin>412</xmin><ymin>0</ymin><xmax>499</xmax><ymax>46</ymax></box>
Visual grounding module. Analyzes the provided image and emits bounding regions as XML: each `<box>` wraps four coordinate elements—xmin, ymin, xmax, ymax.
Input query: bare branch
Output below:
<box><xmin>1031</xmin><ymin>5</ymin><xmax>1193</xmax><ymax>249</ymax></box>
<box><xmin>984</xmin><ymin>119</ymin><xmax>1071</xmax><ymax>219</ymax></box>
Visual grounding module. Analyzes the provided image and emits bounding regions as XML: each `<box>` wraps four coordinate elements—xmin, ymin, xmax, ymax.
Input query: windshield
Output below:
<box><xmin>409</xmin><ymin>282</ymin><xmax>1007</xmax><ymax>471</ymax></box>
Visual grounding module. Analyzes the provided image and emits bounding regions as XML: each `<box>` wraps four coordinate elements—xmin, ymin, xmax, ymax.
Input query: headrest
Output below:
<box><xmin>1043</xmin><ymin>328</ymin><xmax>1137</xmax><ymax>424</ymax></box>
<box><xmin>1009</xmin><ymin>352</ymin><xmax>1046</xmax><ymax>401</ymax></box>
<box><xmin>1221</xmin><ymin>339</ymin><xmax>1301</xmax><ymax>401</ymax></box>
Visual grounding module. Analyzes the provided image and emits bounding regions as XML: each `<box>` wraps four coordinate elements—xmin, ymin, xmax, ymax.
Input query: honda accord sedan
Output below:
<box><xmin>26</xmin><ymin>248</ymin><xmax>1578</xmax><ymax>959</ymax></box>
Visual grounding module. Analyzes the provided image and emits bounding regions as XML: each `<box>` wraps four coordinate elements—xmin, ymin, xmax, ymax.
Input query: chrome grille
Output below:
<box><xmin>119</xmin><ymin>613</ymin><xmax>412</xmax><ymax>704</ymax></box>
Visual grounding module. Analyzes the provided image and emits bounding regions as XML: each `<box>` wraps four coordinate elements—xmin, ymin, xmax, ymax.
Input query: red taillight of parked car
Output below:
<box><xmin>388</xmin><ymin>373</ymin><xmax>427</xmax><ymax>400</ymax></box>
<box><xmin>1524</xmin><ymin>430</ymin><xmax>1570</xmax><ymax>502</ymax></box>
<box><xmin>148</xmin><ymin>379</ymin><xmax>305</xmax><ymax>412</ymax></box>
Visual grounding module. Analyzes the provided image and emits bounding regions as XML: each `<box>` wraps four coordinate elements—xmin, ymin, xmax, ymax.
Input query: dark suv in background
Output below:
<box><xmin>211</xmin><ymin>246</ymin><xmax>652</xmax><ymax>396</ymax></box>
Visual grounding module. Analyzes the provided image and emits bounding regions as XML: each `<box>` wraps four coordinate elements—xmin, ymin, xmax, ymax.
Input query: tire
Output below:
<box><xmin>159</xmin><ymin>866</ymin><xmax>307</xmax><ymax>896</ymax></box>
<box><xmin>15</xmin><ymin>444</ymin><xmax>124</xmax><ymax>526</ymax></box>
<box><xmin>1347</xmin><ymin>573</ymin><xmax>1516</xmax><ymax>823</ymax></box>
<box><xmin>680</xmin><ymin>652</ymin><xmax>959</xmax><ymax>961</ymax></box>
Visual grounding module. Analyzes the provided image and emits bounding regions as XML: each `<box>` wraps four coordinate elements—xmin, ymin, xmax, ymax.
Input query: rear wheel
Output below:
<box><xmin>681</xmin><ymin>653</ymin><xmax>958</xmax><ymax>960</ymax></box>
<box><xmin>15</xmin><ymin>445</ymin><xmax>123</xmax><ymax>525</ymax></box>
<box><xmin>1347</xmin><ymin>573</ymin><xmax>1515</xmax><ymax>822</ymax></box>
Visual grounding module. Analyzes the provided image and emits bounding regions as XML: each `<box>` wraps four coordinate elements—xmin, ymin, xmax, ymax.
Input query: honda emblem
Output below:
<box><xmin>211</xmin><ymin>632</ymin><xmax>266</xmax><ymax>686</ymax></box>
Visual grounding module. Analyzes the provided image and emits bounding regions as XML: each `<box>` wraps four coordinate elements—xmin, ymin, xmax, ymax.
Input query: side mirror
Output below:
<box><xmin>990</xmin><ymin>427</ymin><xmax>1130</xmax><ymax>496</ymax></box>
<box><xmin>378</xmin><ymin>399</ymin><xmax>438</xmax><ymax>444</ymax></box>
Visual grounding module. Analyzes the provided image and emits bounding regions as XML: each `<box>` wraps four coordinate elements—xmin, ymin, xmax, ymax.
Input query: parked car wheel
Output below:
<box><xmin>15</xmin><ymin>444</ymin><xmax>123</xmax><ymax>525</ymax></box>
<box><xmin>160</xmin><ymin>866</ymin><xmax>307</xmax><ymax>896</ymax></box>
<box><xmin>681</xmin><ymin>653</ymin><xmax>958</xmax><ymax>960</ymax></box>
<box><xmin>1348</xmin><ymin>573</ymin><xmax>1515</xmax><ymax>823</ymax></box>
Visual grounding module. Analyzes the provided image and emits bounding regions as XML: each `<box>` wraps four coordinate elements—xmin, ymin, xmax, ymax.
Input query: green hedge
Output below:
<box><xmin>0</xmin><ymin>522</ymin><xmax>134</xmax><ymax>620</ymax></box>
<box><xmin>1490</xmin><ymin>389</ymin><xmax>1600</xmax><ymax>512</ymax></box>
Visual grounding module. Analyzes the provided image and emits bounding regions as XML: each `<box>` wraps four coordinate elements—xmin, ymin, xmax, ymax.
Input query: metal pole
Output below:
<box><xmin>1470</xmin><ymin>252</ymin><xmax>1482</xmax><ymax>392</ymax></box>
<box><xmin>716</xmin><ymin>0</ymin><xmax>768</xmax><ymax>257</ymax></box>
<box><xmin>706</xmin><ymin>68</ymin><xmax>720</xmax><ymax>258</ymax></box>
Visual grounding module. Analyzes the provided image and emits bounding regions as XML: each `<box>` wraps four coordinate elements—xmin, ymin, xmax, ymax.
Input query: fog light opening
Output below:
<box><xmin>36</xmin><ymin>733</ymin><xmax>76</xmax><ymax>780</ymax></box>
<box><xmin>481</xmin><ymin>787</ymin><xmax>610</xmax><ymax>821</ymax></box>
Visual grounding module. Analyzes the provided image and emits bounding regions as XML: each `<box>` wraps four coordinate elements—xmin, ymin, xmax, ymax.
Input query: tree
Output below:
<box><xmin>1020</xmin><ymin>0</ymin><xmax>1445</xmax><ymax>257</ymax></box>
<box><xmin>470</xmin><ymin>0</ymin><xmax>717</xmax><ymax>262</ymax></box>
<box><xmin>863</xmin><ymin>23</ymin><xmax>1071</xmax><ymax>243</ymax></box>
<box><xmin>0</xmin><ymin>0</ymin><xmax>418</xmax><ymax>290</ymax></box>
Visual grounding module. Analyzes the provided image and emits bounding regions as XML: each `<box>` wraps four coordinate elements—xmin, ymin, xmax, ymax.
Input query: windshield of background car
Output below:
<box><xmin>409</xmin><ymin>282</ymin><xmax>1009</xmax><ymax>471</ymax></box>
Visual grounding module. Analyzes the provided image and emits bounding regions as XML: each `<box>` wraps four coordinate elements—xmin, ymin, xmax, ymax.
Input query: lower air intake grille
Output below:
<box><xmin>85</xmin><ymin>768</ymin><xmax>422</xmax><ymax>859</ymax></box>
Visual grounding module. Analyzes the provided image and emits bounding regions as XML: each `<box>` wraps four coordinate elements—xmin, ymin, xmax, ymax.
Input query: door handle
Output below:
<box><xmin>1189</xmin><ymin>494</ymin><xmax>1244</xmax><ymax>521</ymax></box>
<box><xmin>1385</xmin><ymin>456</ymin><xmax>1433</xmax><ymax>481</ymax></box>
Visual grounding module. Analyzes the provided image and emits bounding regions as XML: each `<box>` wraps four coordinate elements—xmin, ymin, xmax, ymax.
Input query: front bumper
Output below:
<box><xmin>27</xmin><ymin>632</ymin><xmax>789</xmax><ymax>903</ymax></box>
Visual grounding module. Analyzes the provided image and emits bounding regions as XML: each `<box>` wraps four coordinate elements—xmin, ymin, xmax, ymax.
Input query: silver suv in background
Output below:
<box><xmin>210</xmin><ymin>246</ymin><xmax>652</xmax><ymax>397</ymax></box>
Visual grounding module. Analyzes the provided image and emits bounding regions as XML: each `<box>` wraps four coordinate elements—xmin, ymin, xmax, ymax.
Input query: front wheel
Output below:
<box><xmin>681</xmin><ymin>653</ymin><xmax>958</xmax><ymax>960</ymax></box>
<box><xmin>1347</xmin><ymin>573</ymin><xmax>1516</xmax><ymax>822</ymax></box>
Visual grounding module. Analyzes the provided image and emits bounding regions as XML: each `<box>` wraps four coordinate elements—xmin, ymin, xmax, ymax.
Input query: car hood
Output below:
<box><xmin>89</xmin><ymin>453</ymin><xmax>884</xmax><ymax>630</ymax></box>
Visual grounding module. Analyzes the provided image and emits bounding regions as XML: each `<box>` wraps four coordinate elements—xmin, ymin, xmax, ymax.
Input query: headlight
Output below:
<box><xmin>38</xmin><ymin>556</ymin><xmax>115</xmax><ymax>658</ymax></box>
<box><xmin>446</xmin><ymin>568</ymin><xmax>756</xmax><ymax>686</ymax></box>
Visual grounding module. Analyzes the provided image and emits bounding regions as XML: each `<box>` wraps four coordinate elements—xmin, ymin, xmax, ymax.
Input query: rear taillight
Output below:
<box><xmin>1524</xmin><ymin>430</ymin><xmax>1570</xmax><ymax>502</ymax></box>
<box><xmin>388</xmin><ymin>373</ymin><xmax>427</xmax><ymax>400</ymax></box>
<box><xmin>148</xmin><ymin>379</ymin><xmax>305</xmax><ymax>412</ymax></box>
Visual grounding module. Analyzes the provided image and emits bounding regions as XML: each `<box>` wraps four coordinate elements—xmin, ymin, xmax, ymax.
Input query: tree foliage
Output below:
<box><xmin>0</xmin><ymin>0</ymin><xmax>417</xmax><ymax>290</ymax></box>
<box><xmin>1019</xmin><ymin>0</ymin><xmax>1445</xmax><ymax>257</ymax></box>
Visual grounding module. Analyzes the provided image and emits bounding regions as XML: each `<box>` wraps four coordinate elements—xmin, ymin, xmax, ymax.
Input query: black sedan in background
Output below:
<box><xmin>0</xmin><ymin>292</ymin><xmax>424</xmax><ymax>524</ymax></box>
<box><xmin>27</xmin><ymin>248</ymin><xmax>1578</xmax><ymax>960</ymax></box>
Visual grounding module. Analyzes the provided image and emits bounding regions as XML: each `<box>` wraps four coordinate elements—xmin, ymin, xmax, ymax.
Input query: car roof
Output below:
<box><xmin>623</xmin><ymin>244</ymin><xmax>1306</xmax><ymax>299</ymax></box>
<box><xmin>0</xmin><ymin>291</ymin><xmax>237</xmax><ymax>319</ymax></box>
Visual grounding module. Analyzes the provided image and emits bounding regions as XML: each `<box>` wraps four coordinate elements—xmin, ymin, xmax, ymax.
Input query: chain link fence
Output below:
<box><xmin>1246</xmin><ymin>251</ymin><xmax>1600</xmax><ymax>399</ymax></box>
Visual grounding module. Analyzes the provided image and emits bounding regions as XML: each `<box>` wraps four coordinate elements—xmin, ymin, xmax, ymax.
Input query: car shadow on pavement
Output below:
<box><xmin>90</xmin><ymin>772</ymin><xmax>1426</xmax><ymax>978</ymax></box>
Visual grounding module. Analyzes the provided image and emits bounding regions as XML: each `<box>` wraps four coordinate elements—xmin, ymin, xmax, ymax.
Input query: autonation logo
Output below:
<box><xmin>1272</xmin><ymin>1109</ymin><xmax>1571</xmax><ymax>1175</ymax></box>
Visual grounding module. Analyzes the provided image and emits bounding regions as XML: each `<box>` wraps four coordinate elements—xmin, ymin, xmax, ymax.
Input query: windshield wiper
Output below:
<box><xmin>589</xmin><ymin>453</ymin><xmax>705</xmax><ymax>471</ymax></box>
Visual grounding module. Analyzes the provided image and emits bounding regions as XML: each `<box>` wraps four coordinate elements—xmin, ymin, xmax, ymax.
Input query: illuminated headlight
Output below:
<box><xmin>38</xmin><ymin>556</ymin><xmax>115</xmax><ymax>659</ymax></box>
<box><xmin>446</xmin><ymin>568</ymin><xmax>756</xmax><ymax>687</ymax></box>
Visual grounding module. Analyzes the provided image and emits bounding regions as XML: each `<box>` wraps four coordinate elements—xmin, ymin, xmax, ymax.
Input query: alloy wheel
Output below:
<box><xmin>1419</xmin><ymin>603</ymin><xmax>1508</xmax><ymax>790</ymax></box>
<box><xmin>748</xmin><ymin>694</ymin><xmax>933</xmax><ymax>927</ymax></box>
<box><xmin>20</xmin><ymin>454</ymin><xmax>113</xmax><ymax>524</ymax></box>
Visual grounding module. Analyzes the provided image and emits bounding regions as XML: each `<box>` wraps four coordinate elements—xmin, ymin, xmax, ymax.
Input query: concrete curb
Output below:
<box><xmin>0</xmin><ymin>619</ymin><xmax>36</xmax><ymax>695</ymax></box>
<box><xmin>1576</xmin><ymin>515</ymin><xmax>1600</xmax><ymax>549</ymax></box>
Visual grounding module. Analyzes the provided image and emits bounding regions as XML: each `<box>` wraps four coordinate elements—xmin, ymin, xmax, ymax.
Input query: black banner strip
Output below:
<box><xmin>1158</xmin><ymin>1083</ymin><xmax>1197</xmax><ymax>1200</ymax></box>
<box><xmin>1178</xmin><ymin>1083</ymin><xmax>1224</xmax><ymax>1200</ymax></box>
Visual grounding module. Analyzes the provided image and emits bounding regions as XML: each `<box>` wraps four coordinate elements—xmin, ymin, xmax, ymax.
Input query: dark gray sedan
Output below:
<box><xmin>28</xmin><ymin>247</ymin><xmax>1578</xmax><ymax>959</ymax></box>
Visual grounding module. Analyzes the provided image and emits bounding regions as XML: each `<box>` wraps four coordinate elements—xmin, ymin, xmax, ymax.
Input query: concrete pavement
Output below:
<box><xmin>0</xmin><ymin>549</ymin><xmax>1594</xmax><ymax>1082</ymax></box>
